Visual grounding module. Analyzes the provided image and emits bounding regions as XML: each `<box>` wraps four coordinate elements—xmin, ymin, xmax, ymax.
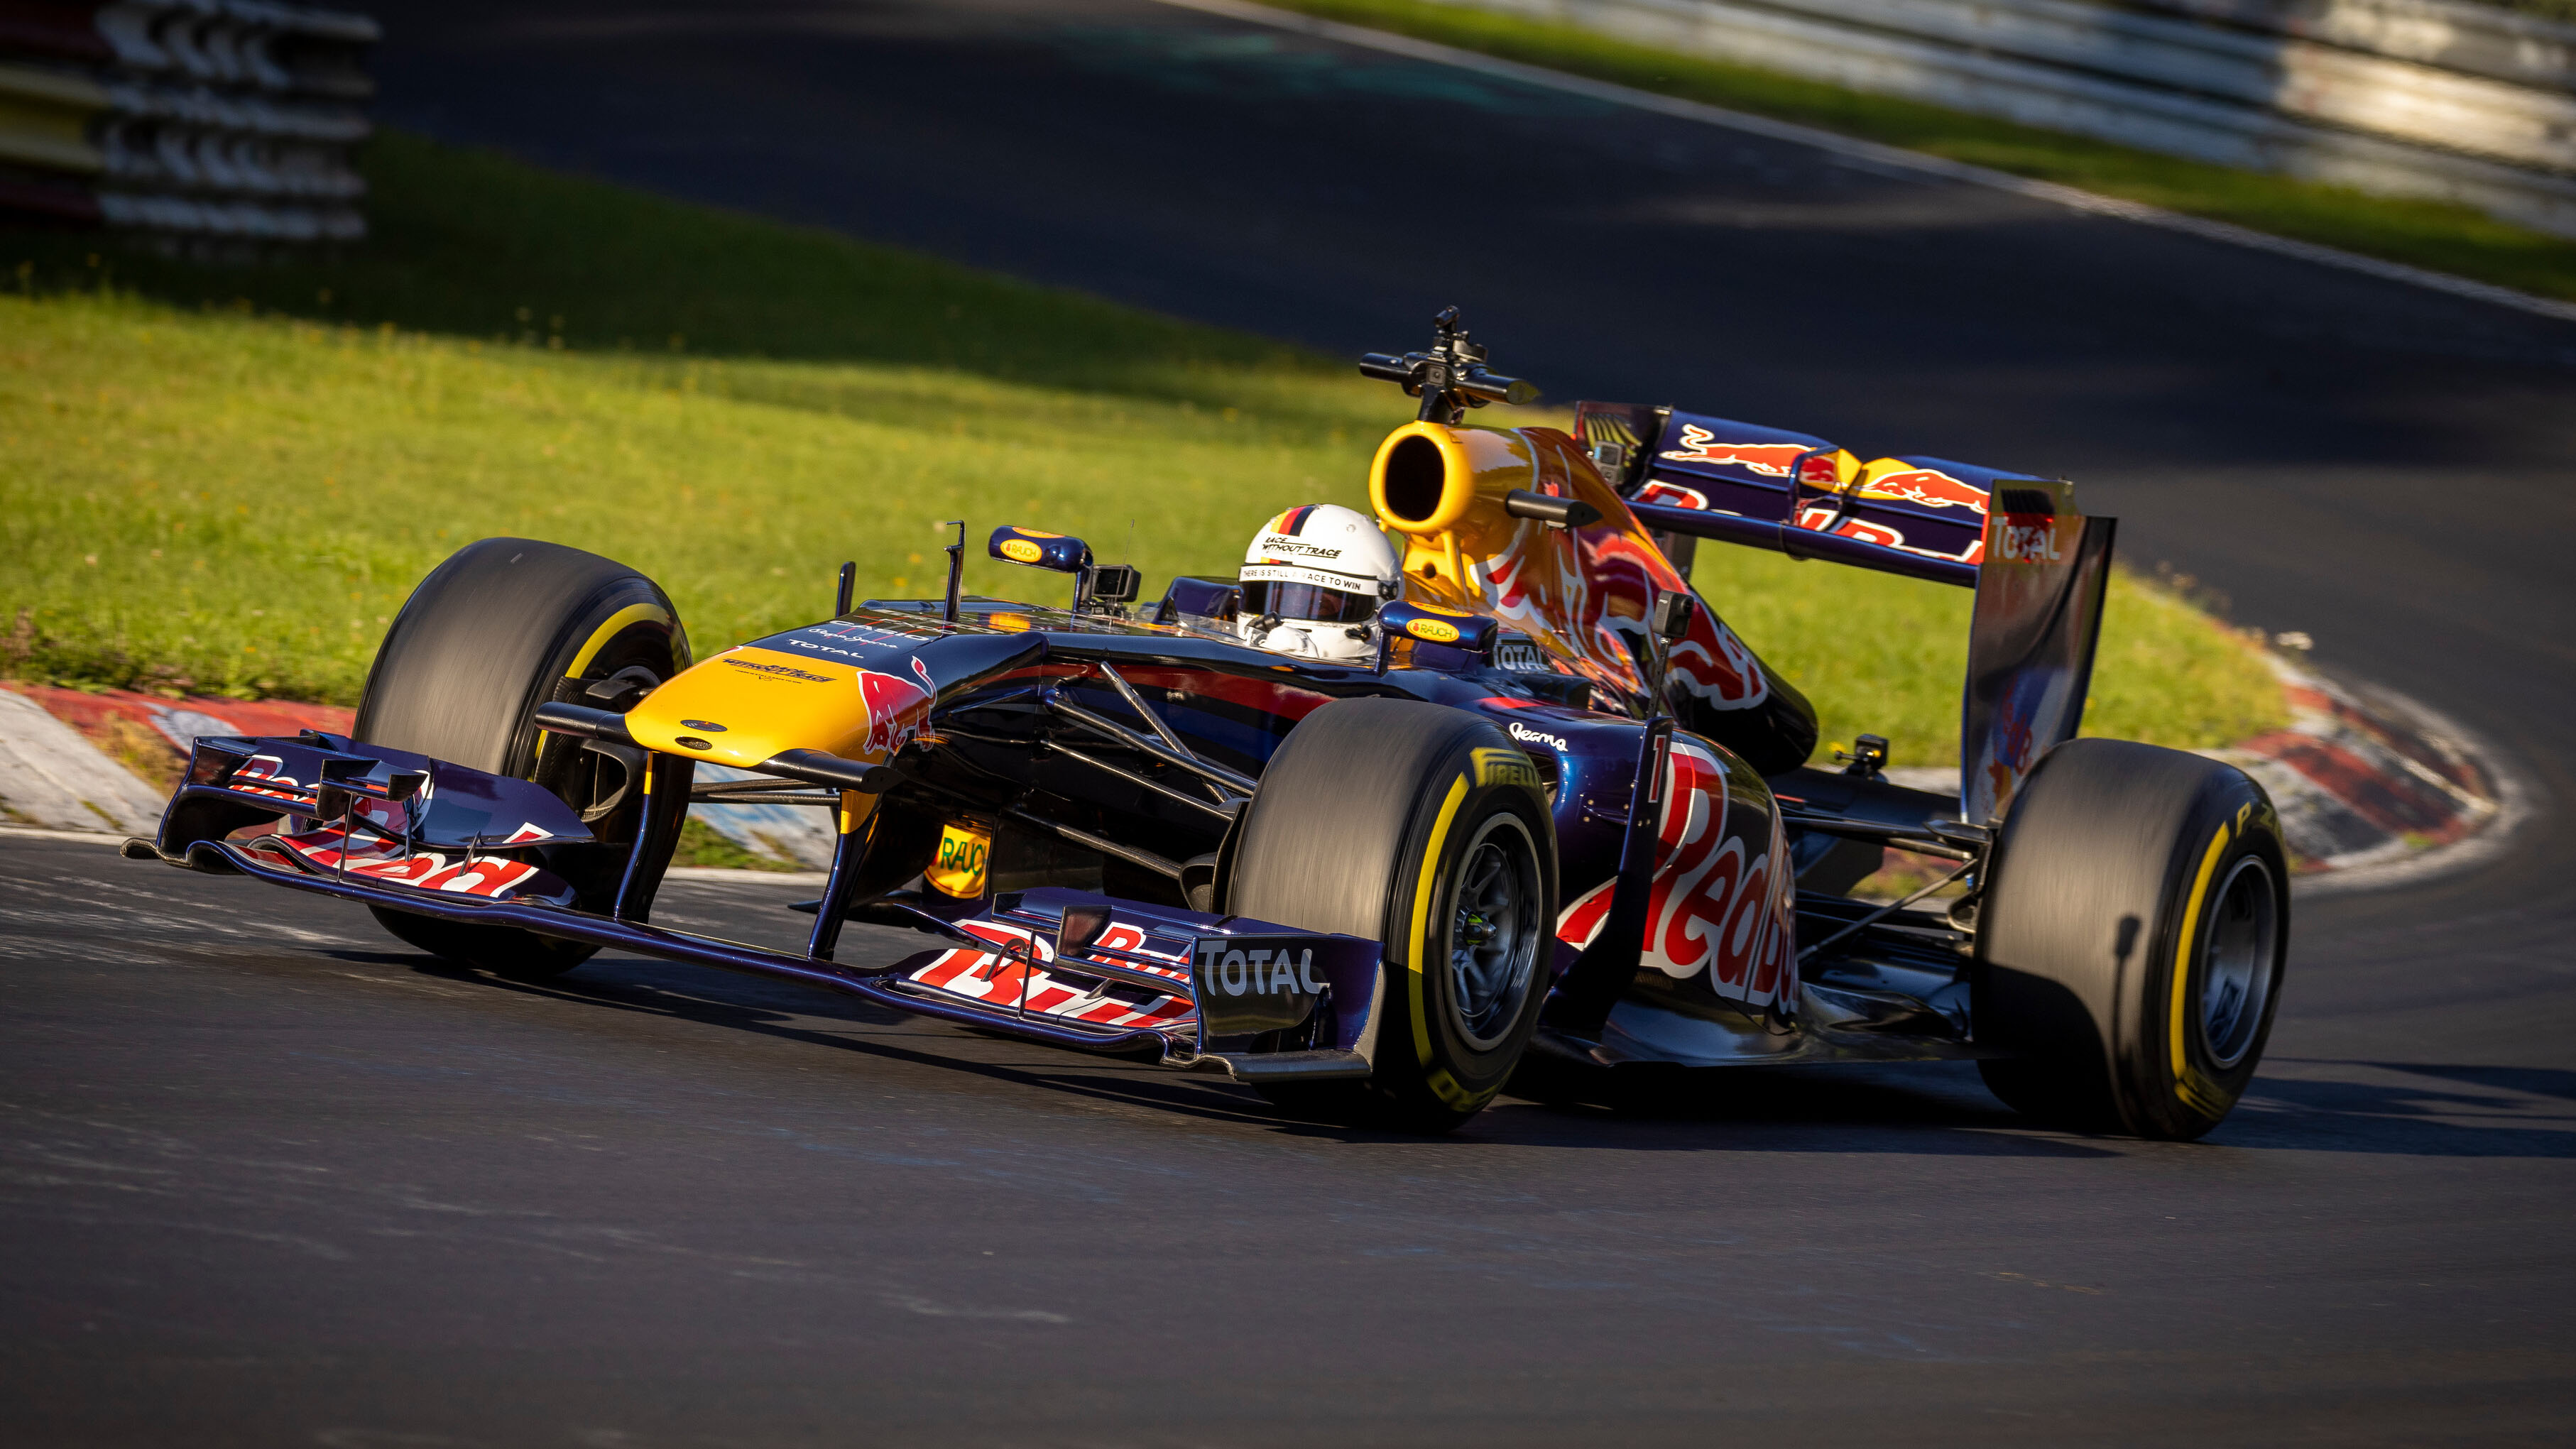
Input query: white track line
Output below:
<box><xmin>0</xmin><ymin>825</ymin><xmax>129</xmax><ymax>846</ymax></box>
<box><xmin>1156</xmin><ymin>0</ymin><xmax>2576</xmax><ymax>327</ymax></box>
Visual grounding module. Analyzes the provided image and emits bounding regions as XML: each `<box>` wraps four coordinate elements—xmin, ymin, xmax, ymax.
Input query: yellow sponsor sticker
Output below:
<box><xmin>1471</xmin><ymin>747</ymin><xmax>1543</xmax><ymax>792</ymax></box>
<box><xmin>1000</xmin><ymin>538</ymin><xmax>1044</xmax><ymax>564</ymax></box>
<box><xmin>1407</xmin><ymin>618</ymin><xmax>1461</xmax><ymax>644</ymax></box>
<box><xmin>928</xmin><ymin>819</ymin><xmax>992</xmax><ymax>899</ymax></box>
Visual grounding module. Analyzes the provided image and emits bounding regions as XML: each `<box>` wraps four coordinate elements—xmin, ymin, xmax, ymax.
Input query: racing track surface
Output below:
<box><xmin>7</xmin><ymin>0</ymin><xmax>2576</xmax><ymax>1442</ymax></box>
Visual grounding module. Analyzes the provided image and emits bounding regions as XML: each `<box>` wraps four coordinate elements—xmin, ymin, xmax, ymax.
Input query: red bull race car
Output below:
<box><xmin>125</xmin><ymin>311</ymin><xmax>2289</xmax><ymax>1139</ymax></box>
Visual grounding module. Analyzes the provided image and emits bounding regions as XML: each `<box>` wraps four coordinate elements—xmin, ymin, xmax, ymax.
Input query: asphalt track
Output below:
<box><xmin>7</xmin><ymin>1</ymin><xmax>2576</xmax><ymax>1442</ymax></box>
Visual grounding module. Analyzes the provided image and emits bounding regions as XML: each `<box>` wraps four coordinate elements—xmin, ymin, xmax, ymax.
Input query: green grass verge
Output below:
<box><xmin>672</xmin><ymin>818</ymin><xmax>809</xmax><ymax>873</ymax></box>
<box><xmin>1268</xmin><ymin>0</ymin><xmax>2576</xmax><ymax>303</ymax></box>
<box><xmin>1</xmin><ymin>131</ymin><xmax>2281</xmax><ymax>770</ymax></box>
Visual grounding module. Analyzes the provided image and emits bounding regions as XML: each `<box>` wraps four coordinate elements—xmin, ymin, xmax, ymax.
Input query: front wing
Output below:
<box><xmin>131</xmin><ymin>732</ymin><xmax>1388</xmax><ymax>1084</ymax></box>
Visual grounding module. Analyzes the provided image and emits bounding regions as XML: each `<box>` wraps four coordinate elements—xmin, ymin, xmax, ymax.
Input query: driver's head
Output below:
<box><xmin>1237</xmin><ymin>504</ymin><xmax>1398</xmax><ymax>662</ymax></box>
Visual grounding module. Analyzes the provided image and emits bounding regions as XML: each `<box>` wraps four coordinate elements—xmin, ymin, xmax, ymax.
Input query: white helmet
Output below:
<box><xmin>1237</xmin><ymin>503</ymin><xmax>1399</xmax><ymax>662</ymax></box>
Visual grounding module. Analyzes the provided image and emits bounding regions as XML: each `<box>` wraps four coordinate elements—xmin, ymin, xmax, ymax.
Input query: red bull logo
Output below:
<box><xmin>1857</xmin><ymin>467</ymin><xmax>1989</xmax><ymax>514</ymax></box>
<box><xmin>855</xmin><ymin>667</ymin><xmax>932</xmax><ymax>758</ymax></box>
<box><xmin>908</xmin><ymin>919</ymin><xmax>1197</xmax><ymax>1031</ymax></box>
<box><xmin>1658</xmin><ymin>427</ymin><xmax>1813</xmax><ymax>479</ymax></box>
<box><xmin>1552</xmin><ymin>737</ymin><xmax>1794</xmax><ymax>1011</ymax></box>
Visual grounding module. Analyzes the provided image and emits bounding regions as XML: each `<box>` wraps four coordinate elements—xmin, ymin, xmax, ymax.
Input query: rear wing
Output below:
<box><xmin>1577</xmin><ymin>403</ymin><xmax>2114</xmax><ymax>819</ymax></box>
<box><xmin>1578</xmin><ymin>402</ymin><xmax>2021</xmax><ymax>587</ymax></box>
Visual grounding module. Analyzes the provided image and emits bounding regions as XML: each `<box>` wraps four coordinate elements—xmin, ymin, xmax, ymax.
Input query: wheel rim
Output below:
<box><xmin>1447</xmin><ymin>813</ymin><xmax>1541</xmax><ymax>1050</ymax></box>
<box><xmin>2198</xmin><ymin>855</ymin><xmax>2279</xmax><ymax>1071</ymax></box>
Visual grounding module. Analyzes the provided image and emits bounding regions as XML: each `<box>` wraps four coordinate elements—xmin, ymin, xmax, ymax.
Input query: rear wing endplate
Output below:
<box><xmin>1961</xmin><ymin>481</ymin><xmax>2114</xmax><ymax>824</ymax></box>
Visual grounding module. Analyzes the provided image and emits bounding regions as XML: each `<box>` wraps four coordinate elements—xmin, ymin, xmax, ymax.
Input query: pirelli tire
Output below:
<box><xmin>354</xmin><ymin>537</ymin><xmax>690</xmax><ymax>981</ymax></box>
<box><xmin>1228</xmin><ymin>696</ymin><xmax>1557</xmax><ymax>1134</ymax></box>
<box><xmin>1972</xmin><ymin>738</ymin><xmax>2290</xmax><ymax>1140</ymax></box>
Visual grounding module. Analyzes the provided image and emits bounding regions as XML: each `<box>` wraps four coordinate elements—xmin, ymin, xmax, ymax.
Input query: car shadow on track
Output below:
<box><xmin>1492</xmin><ymin>1057</ymin><xmax>2576</xmax><ymax>1159</ymax></box>
<box><xmin>334</xmin><ymin>944</ymin><xmax>2120</xmax><ymax>1156</ymax></box>
<box><xmin>2222</xmin><ymin>1059</ymin><xmax>2576</xmax><ymax>1159</ymax></box>
<box><xmin>343</xmin><ymin>946</ymin><xmax>1372</xmax><ymax>1131</ymax></box>
<box><xmin>1490</xmin><ymin>1061</ymin><xmax>2132</xmax><ymax>1157</ymax></box>
<box><xmin>338</xmin><ymin>946</ymin><xmax>2576</xmax><ymax>1159</ymax></box>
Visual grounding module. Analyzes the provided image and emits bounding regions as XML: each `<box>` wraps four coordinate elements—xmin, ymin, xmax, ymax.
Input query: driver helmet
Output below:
<box><xmin>1237</xmin><ymin>504</ymin><xmax>1399</xmax><ymax>662</ymax></box>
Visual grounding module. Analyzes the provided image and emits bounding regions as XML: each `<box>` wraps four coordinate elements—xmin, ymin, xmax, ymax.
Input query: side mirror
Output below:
<box><xmin>993</xmin><ymin>526</ymin><xmax>1136</xmax><ymax>615</ymax></box>
<box><xmin>989</xmin><ymin>525</ymin><xmax>1091</xmax><ymax>573</ymax></box>
<box><xmin>1381</xmin><ymin>600</ymin><xmax>1498</xmax><ymax>655</ymax></box>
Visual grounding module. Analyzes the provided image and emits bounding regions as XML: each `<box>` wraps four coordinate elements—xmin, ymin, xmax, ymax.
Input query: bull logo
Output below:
<box><xmin>1658</xmin><ymin>426</ymin><xmax>1811</xmax><ymax>479</ymax></box>
<box><xmin>1473</xmin><ymin>440</ymin><xmax>1770</xmax><ymax>715</ymax></box>
<box><xmin>855</xmin><ymin>667</ymin><xmax>932</xmax><ymax>759</ymax></box>
<box><xmin>1858</xmin><ymin>467</ymin><xmax>1989</xmax><ymax>514</ymax></box>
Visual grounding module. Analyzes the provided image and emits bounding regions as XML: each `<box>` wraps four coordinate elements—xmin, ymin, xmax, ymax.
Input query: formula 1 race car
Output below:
<box><xmin>126</xmin><ymin>311</ymin><xmax>2289</xmax><ymax>1139</ymax></box>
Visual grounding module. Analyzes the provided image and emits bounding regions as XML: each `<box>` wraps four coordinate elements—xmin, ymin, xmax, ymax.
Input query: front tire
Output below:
<box><xmin>1228</xmin><ymin>696</ymin><xmax>1557</xmax><ymax>1134</ymax></box>
<box><xmin>355</xmin><ymin>537</ymin><xmax>689</xmax><ymax>981</ymax></box>
<box><xmin>1972</xmin><ymin>738</ymin><xmax>2289</xmax><ymax>1139</ymax></box>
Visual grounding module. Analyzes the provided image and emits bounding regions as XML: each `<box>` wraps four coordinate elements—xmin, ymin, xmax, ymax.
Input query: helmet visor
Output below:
<box><xmin>1240</xmin><ymin>579</ymin><xmax>1380</xmax><ymax>625</ymax></box>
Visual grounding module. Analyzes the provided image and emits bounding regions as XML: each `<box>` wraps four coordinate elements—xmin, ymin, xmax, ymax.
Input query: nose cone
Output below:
<box><xmin>623</xmin><ymin>646</ymin><xmax>928</xmax><ymax>769</ymax></box>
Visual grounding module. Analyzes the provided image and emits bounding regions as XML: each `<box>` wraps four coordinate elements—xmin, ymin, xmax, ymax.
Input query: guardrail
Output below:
<box><xmin>0</xmin><ymin>0</ymin><xmax>377</xmax><ymax>241</ymax></box>
<box><xmin>1436</xmin><ymin>0</ymin><xmax>2576</xmax><ymax>236</ymax></box>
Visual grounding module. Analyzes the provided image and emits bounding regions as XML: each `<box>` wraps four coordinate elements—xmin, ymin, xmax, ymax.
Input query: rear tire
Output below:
<box><xmin>1973</xmin><ymin>738</ymin><xmax>2289</xmax><ymax>1139</ymax></box>
<box><xmin>1228</xmin><ymin>696</ymin><xmax>1556</xmax><ymax>1134</ymax></box>
<box><xmin>355</xmin><ymin>537</ymin><xmax>689</xmax><ymax>981</ymax></box>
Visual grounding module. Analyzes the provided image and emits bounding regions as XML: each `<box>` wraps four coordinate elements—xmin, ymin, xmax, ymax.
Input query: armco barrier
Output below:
<box><xmin>1433</xmin><ymin>0</ymin><xmax>2576</xmax><ymax>236</ymax></box>
<box><xmin>0</xmin><ymin>0</ymin><xmax>376</xmax><ymax>241</ymax></box>
<box><xmin>2124</xmin><ymin>0</ymin><xmax>2572</xmax><ymax>92</ymax></box>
